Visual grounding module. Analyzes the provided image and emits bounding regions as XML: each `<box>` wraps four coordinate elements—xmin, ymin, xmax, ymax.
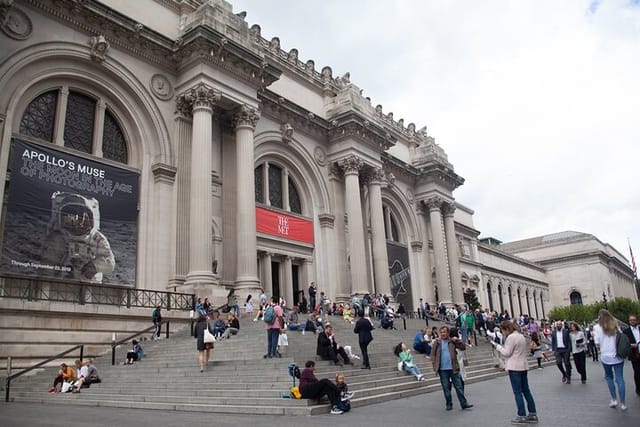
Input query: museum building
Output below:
<box><xmin>0</xmin><ymin>0</ymin><xmax>636</xmax><ymax>322</ymax></box>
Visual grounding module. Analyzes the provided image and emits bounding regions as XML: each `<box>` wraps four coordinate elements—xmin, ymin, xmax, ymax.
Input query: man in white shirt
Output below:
<box><xmin>623</xmin><ymin>314</ymin><xmax>640</xmax><ymax>395</ymax></box>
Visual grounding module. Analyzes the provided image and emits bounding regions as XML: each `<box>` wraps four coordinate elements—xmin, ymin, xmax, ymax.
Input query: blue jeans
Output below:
<box><xmin>438</xmin><ymin>369</ymin><xmax>468</xmax><ymax>408</ymax></box>
<box><xmin>602</xmin><ymin>362</ymin><xmax>625</xmax><ymax>403</ymax></box>
<box><xmin>461</xmin><ymin>325</ymin><xmax>468</xmax><ymax>344</ymax></box>
<box><xmin>267</xmin><ymin>328</ymin><xmax>280</xmax><ymax>357</ymax></box>
<box><xmin>508</xmin><ymin>370</ymin><xmax>537</xmax><ymax>417</ymax></box>
<box><xmin>403</xmin><ymin>363</ymin><xmax>422</xmax><ymax>379</ymax></box>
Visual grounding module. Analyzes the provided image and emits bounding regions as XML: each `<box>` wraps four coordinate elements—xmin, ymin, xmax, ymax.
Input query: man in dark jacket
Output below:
<box><xmin>432</xmin><ymin>326</ymin><xmax>473</xmax><ymax>411</ymax></box>
<box><xmin>550</xmin><ymin>320</ymin><xmax>572</xmax><ymax>384</ymax></box>
<box><xmin>623</xmin><ymin>314</ymin><xmax>640</xmax><ymax>395</ymax></box>
<box><xmin>317</xmin><ymin>324</ymin><xmax>352</xmax><ymax>365</ymax></box>
<box><xmin>353</xmin><ymin>311</ymin><xmax>373</xmax><ymax>369</ymax></box>
<box><xmin>151</xmin><ymin>306</ymin><xmax>162</xmax><ymax>340</ymax></box>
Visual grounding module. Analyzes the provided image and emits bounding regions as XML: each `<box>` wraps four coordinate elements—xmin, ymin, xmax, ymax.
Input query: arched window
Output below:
<box><xmin>254</xmin><ymin>162</ymin><xmax>304</xmax><ymax>214</ymax></box>
<box><xmin>525</xmin><ymin>289</ymin><xmax>532</xmax><ymax>315</ymax></box>
<box><xmin>570</xmin><ymin>291</ymin><xmax>583</xmax><ymax>305</ymax></box>
<box><xmin>540</xmin><ymin>292</ymin><xmax>545</xmax><ymax>318</ymax></box>
<box><xmin>498</xmin><ymin>284</ymin><xmax>504</xmax><ymax>312</ymax></box>
<box><xmin>508</xmin><ymin>286</ymin><xmax>514</xmax><ymax>317</ymax></box>
<box><xmin>517</xmin><ymin>288</ymin><xmax>523</xmax><ymax>317</ymax></box>
<box><xmin>533</xmin><ymin>290</ymin><xmax>539</xmax><ymax>319</ymax></box>
<box><xmin>18</xmin><ymin>88</ymin><xmax>129</xmax><ymax>164</ymax></box>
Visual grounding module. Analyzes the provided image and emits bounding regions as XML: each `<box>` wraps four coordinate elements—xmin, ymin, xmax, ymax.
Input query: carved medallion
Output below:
<box><xmin>1</xmin><ymin>7</ymin><xmax>33</xmax><ymax>40</ymax></box>
<box><xmin>313</xmin><ymin>146</ymin><xmax>327</xmax><ymax>166</ymax></box>
<box><xmin>406</xmin><ymin>189</ymin><xmax>414</xmax><ymax>204</ymax></box>
<box><xmin>150</xmin><ymin>74</ymin><xmax>174</xmax><ymax>101</ymax></box>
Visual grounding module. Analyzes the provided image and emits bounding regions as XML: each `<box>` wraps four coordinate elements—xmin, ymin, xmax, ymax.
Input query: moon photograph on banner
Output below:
<box><xmin>0</xmin><ymin>139</ymin><xmax>139</xmax><ymax>286</ymax></box>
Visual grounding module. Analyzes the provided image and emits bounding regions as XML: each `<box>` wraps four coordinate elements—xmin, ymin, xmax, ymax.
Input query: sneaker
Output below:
<box><xmin>609</xmin><ymin>399</ymin><xmax>618</xmax><ymax>408</ymax></box>
<box><xmin>342</xmin><ymin>391</ymin><xmax>354</xmax><ymax>400</ymax></box>
<box><xmin>565</xmin><ymin>379</ymin><xmax>571</xmax><ymax>384</ymax></box>
<box><xmin>620</xmin><ymin>404</ymin><xmax>627</xmax><ymax>411</ymax></box>
<box><xmin>445</xmin><ymin>405</ymin><xmax>453</xmax><ymax>411</ymax></box>
<box><xmin>511</xmin><ymin>416</ymin><xmax>528</xmax><ymax>424</ymax></box>
<box><xmin>525</xmin><ymin>414</ymin><xmax>539</xmax><ymax>423</ymax></box>
<box><xmin>461</xmin><ymin>404</ymin><xmax>474</xmax><ymax>410</ymax></box>
<box><xmin>330</xmin><ymin>406</ymin><xmax>343</xmax><ymax>415</ymax></box>
<box><xmin>537</xmin><ymin>367</ymin><xmax>543</xmax><ymax>370</ymax></box>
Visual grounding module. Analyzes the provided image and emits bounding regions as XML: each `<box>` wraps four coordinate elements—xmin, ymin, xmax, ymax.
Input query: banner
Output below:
<box><xmin>387</xmin><ymin>242</ymin><xmax>413</xmax><ymax>311</ymax></box>
<box><xmin>0</xmin><ymin>139</ymin><xmax>139</xmax><ymax>286</ymax></box>
<box><xmin>256</xmin><ymin>207</ymin><xmax>313</xmax><ymax>244</ymax></box>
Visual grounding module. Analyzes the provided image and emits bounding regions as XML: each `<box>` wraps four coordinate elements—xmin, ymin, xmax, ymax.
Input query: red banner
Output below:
<box><xmin>256</xmin><ymin>207</ymin><xmax>314</xmax><ymax>244</ymax></box>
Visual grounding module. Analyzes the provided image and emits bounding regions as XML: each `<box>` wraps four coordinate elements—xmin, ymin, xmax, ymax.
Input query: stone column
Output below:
<box><xmin>233</xmin><ymin>105</ymin><xmax>261</xmax><ymax>290</ymax></box>
<box><xmin>339</xmin><ymin>156</ymin><xmax>368</xmax><ymax>295</ymax></box>
<box><xmin>443</xmin><ymin>202</ymin><xmax>464</xmax><ymax>305</ymax></box>
<box><xmin>417</xmin><ymin>207</ymin><xmax>435</xmax><ymax>305</ymax></box>
<box><xmin>181</xmin><ymin>84</ymin><xmax>220</xmax><ymax>292</ymax></box>
<box><xmin>426</xmin><ymin>197</ymin><xmax>450</xmax><ymax>305</ymax></box>
<box><xmin>368</xmin><ymin>168</ymin><xmax>391</xmax><ymax>297</ymax></box>
<box><xmin>54</xmin><ymin>87</ymin><xmax>69</xmax><ymax>147</ymax></box>
<box><xmin>262</xmin><ymin>252</ymin><xmax>273</xmax><ymax>296</ymax></box>
<box><xmin>410</xmin><ymin>240</ymin><xmax>427</xmax><ymax>310</ymax></box>
<box><xmin>283</xmin><ymin>256</ymin><xmax>294</xmax><ymax>307</ymax></box>
<box><xmin>92</xmin><ymin>99</ymin><xmax>106</xmax><ymax>157</ymax></box>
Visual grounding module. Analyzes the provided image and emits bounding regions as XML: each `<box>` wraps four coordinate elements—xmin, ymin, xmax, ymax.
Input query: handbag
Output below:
<box><xmin>203</xmin><ymin>327</ymin><xmax>216</xmax><ymax>344</ymax></box>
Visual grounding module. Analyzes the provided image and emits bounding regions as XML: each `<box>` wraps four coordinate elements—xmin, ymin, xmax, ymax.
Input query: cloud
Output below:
<box><xmin>233</xmin><ymin>0</ymin><xmax>640</xmax><ymax>260</ymax></box>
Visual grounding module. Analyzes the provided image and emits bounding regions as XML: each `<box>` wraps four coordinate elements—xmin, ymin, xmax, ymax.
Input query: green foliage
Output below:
<box><xmin>548</xmin><ymin>297</ymin><xmax>640</xmax><ymax>325</ymax></box>
<box><xmin>464</xmin><ymin>288</ymin><xmax>480</xmax><ymax>311</ymax></box>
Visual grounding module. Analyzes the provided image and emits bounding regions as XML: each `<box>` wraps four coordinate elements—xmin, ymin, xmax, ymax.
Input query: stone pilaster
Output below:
<box><xmin>283</xmin><ymin>256</ymin><xmax>294</xmax><ymax>307</ymax></box>
<box><xmin>442</xmin><ymin>202</ymin><xmax>464</xmax><ymax>305</ymax></box>
<box><xmin>426</xmin><ymin>196</ymin><xmax>450</xmax><ymax>304</ymax></box>
<box><xmin>151</xmin><ymin>163</ymin><xmax>177</xmax><ymax>290</ymax></box>
<box><xmin>262</xmin><ymin>252</ymin><xmax>273</xmax><ymax>297</ymax></box>
<box><xmin>416</xmin><ymin>206</ymin><xmax>435</xmax><ymax>305</ymax></box>
<box><xmin>233</xmin><ymin>104</ymin><xmax>261</xmax><ymax>291</ymax></box>
<box><xmin>368</xmin><ymin>167</ymin><xmax>391</xmax><ymax>297</ymax></box>
<box><xmin>339</xmin><ymin>155</ymin><xmax>368</xmax><ymax>295</ymax></box>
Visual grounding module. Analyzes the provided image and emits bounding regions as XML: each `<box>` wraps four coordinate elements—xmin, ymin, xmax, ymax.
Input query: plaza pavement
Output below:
<box><xmin>1</xmin><ymin>358</ymin><xmax>638</xmax><ymax>427</ymax></box>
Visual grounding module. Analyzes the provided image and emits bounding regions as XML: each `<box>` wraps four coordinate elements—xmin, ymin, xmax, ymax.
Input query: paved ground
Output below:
<box><xmin>1</xmin><ymin>359</ymin><xmax>638</xmax><ymax>427</ymax></box>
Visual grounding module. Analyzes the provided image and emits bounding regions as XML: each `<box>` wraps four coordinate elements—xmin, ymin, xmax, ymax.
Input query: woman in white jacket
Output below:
<box><xmin>593</xmin><ymin>309</ymin><xmax>627</xmax><ymax>411</ymax></box>
<box><xmin>492</xmin><ymin>320</ymin><xmax>539</xmax><ymax>425</ymax></box>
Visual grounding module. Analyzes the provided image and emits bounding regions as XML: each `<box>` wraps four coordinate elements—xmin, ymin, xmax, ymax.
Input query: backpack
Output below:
<box><xmin>263</xmin><ymin>305</ymin><xmax>276</xmax><ymax>323</ymax></box>
<box><xmin>152</xmin><ymin>308</ymin><xmax>159</xmax><ymax>321</ymax></box>
<box><xmin>287</xmin><ymin>363</ymin><xmax>301</xmax><ymax>379</ymax></box>
<box><xmin>616</xmin><ymin>330</ymin><xmax>631</xmax><ymax>359</ymax></box>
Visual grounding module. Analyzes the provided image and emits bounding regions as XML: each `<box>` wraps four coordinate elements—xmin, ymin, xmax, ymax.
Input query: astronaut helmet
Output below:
<box><xmin>49</xmin><ymin>192</ymin><xmax>100</xmax><ymax>237</ymax></box>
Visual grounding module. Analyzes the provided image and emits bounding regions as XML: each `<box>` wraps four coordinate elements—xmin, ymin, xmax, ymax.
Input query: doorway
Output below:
<box><xmin>271</xmin><ymin>261</ymin><xmax>280</xmax><ymax>300</ymax></box>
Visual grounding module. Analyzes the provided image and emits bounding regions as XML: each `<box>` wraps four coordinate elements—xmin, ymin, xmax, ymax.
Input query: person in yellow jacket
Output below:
<box><xmin>48</xmin><ymin>362</ymin><xmax>76</xmax><ymax>393</ymax></box>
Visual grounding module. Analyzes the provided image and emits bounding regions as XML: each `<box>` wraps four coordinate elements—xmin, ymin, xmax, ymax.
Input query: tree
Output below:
<box><xmin>464</xmin><ymin>288</ymin><xmax>480</xmax><ymax>311</ymax></box>
<box><xmin>548</xmin><ymin>297</ymin><xmax>640</xmax><ymax>325</ymax></box>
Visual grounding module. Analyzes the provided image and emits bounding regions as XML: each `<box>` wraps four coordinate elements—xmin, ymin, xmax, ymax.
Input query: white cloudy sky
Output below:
<box><xmin>231</xmin><ymin>0</ymin><xmax>640</xmax><ymax>261</ymax></box>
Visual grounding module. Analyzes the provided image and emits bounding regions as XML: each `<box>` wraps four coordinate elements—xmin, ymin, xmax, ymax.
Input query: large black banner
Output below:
<box><xmin>1</xmin><ymin>139</ymin><xmax>139</xmax><ymax>286</ymax></box>
<box><xmin>387</xmin><ymin>242</ymin><xmax>413</xmax><ymax>311</ymax></box>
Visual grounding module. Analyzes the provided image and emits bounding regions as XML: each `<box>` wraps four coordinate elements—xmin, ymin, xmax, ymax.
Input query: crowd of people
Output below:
<box><xmin>43</xmin><ymin>281</ymin><xmax>639</xmax><ymax>423</ymax></box>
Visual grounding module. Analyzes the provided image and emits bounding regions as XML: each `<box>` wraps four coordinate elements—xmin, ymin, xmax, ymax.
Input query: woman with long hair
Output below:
<box><xmin>529</xmin><ymin>332</ymin><xmax>543</xmax><ymax>369</ymax></box>
<box><xmin>491</xmin><ymin>320</ymin><xmax>538</xmax><ymax>424</ymax></box>
<box><xmin>569</xmin><ymin>322</ymin><xmax>587</xmax><ymax>384</ymax></box>
<box><xmin>195</xmin><ymin>313</ymin><xmax>214</xmax><ymax>372</ymax></box>
<box><xmin>594</xmin><ymin>309</ymin><xmax>626</xmax><ymax>410</ymax></box>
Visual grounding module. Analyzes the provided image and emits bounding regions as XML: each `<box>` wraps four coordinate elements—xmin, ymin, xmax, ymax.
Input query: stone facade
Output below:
<box><xmin>0</xmin><ymin>0</ymin><xmax>635</xmax><ymax>321</ymax></box>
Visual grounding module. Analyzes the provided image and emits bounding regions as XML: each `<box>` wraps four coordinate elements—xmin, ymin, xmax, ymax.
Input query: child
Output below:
<box><xmin>335</xmin><ymin>372</ymin><xmax>353</xmax><ymax>412</ymax></box>
<box><xmin>245</xmin><ymin>295</ymin><xmax>253</xmax><ymax>318</ymax></box>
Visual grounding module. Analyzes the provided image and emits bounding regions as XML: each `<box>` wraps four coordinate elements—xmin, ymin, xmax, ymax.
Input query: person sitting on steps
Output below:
<box><xmin>317</xmin><ymin>324</ymin><xmax>353</xmax><ymax>366</ymax></box>
<box><xmin>299</xmin><ymin>360</ymin><xmax>347</xmax><ymax>415</ymax></box>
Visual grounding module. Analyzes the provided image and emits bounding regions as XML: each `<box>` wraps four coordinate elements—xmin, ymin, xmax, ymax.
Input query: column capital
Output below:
<box><xmin>338</xmin><ymin>155</ymin><xmax>364</xmax><ymax>176</ymax></box>
<box><xmin>176</xmin><ymin>83</ymin><xmax>221</xmax><ymax>116</ymax></box>
<box><xmin>318</xmin><ymin>213</ymin><xmax>335</xmax><ymax>229</ymax></box>
<box><xmin>441</xmin><ymin>201</ymin><xmax>456</xmax><ymax>217</ymax></box>
<box><xmin>365</xmin><ymin>167</ymin><xmax>385</xmax><ymax>185</ymax></box>
<box><xmin>233</xmin><ymin>104</ymin><xmax>260</xmax><ymax>130</ymax></box>
<box><xmin>425</xmin><ymin>196</ymin><xmax>443</xmax><ymax>212</ymax></box>
<box><xmin>151</xmin><ymin>162</ymin><xmax>177</xmax><ymax>184</ymax></box>
<box><xmin>410</xmin><ymin>240</ymin><xmax>423</xmax><ymax>252</ymax></box>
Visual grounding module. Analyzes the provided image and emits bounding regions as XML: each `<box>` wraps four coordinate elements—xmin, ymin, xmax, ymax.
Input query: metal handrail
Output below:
<box><xmin>5</xmin><ymin>344</ymin><xmax>84</xmax><ymax>402</ymax></box>
<box><xmin>111</xmin><ymin>320</ymin><xmax>170</xmax><ymax>365</ymax></box>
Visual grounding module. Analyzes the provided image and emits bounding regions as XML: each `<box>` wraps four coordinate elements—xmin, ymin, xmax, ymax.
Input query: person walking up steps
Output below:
<box><xmin>353</xmin><ymin>310</ymin><xmax>373</xmax><ymax>369</ymax></box>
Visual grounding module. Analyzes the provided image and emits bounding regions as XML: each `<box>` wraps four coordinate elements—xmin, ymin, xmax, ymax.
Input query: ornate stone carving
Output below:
<box><xmin>305</xmin><ymin>60</ymin><xmax>315</xmax><ymax>73</ymax></box>
<box><xmin>313</xmin><ymin>146</ymin><xmax>327</xmax><ymax>166</ymax></box>
<box><xmin>249</xmin><ymin>24</ymin><xmax>261</xmax><ymax>40</ymax></box>
<box><xmin>406</xmin><ymin>189</ymin><xmax>414</xmax><ymax>204</ymax></box>
<box><xmin>321</xmin><ymin>66</ymin><xmax>332</xmax><ymax>82</ymax></box>
<box><xmin>151</xmin><ymin>163</ymin><xmax>177</xmax><ymax>184</ymax></box>
<box><xmin>425</xmin><ymin>196</ymin><xmax>443</xmax><ymax>211</ymax></box>
<box><xmin>0</xmin><ymin>5</ymin><xmax>32</xmax><ymax>40</ymax></box>
<box><xmin>280</xmin><ymin>123</ymin><xmax>293</xmax><ymax>143</ymax></box>
<box><xmin>233</xmin><ymin>104</ymin><xmax>260</xmax><ymax>130</ymax></box>
<box><xmin>410</xmin><ymin>241</ymin><xmax>423</xmax><ymax>252</ymax></box>
<box><xmin>368</xmin><ymin>167</ymin><xmax>385</xmax><ymax>185</ymax></box>
<box><xmin>287</xmin><ymin>48</ymin><xmax>298</xmax><ymax>62</ymax></box>
<box><xmin>176</xmin><ymin>83</ymin><xmax>221</xmax><ymax>116</ymax></box>
<box><xmin>385</xmin><ymin>171</ymin><xmax>395</xmax><ymax>186</ymax></box>
<box><xmin>441</xmin><ymin>202</ymin><xmax>456</xmax><ymax>217</ymax></box>
<box><xmin>89</xmin><ymin>35</ymin><xmax>110</xmax><ymax>62</ymax></box>
<box><xmin>150</xmin><ymin>74</ymin><xmax>174</xmax><ymax>101</ymax></box>
<box><xmin>338</xmin><ymin>155</ymin><xmax>364</xmax><ymax>175</ymax></box>
<box><xmin>269</xmin><ymin>37</ymin><xmax>280</xmax><ymax>50</ymax></box>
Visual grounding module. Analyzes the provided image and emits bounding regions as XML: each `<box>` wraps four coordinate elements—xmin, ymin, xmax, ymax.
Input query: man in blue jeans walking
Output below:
<box><xmin>432</xmin><ymin>326</ymin><xmax>473</xmax><ymax>411</ymax></box>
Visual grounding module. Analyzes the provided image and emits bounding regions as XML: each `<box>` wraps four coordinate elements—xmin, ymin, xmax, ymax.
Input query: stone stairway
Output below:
<box><xmin>4</xmin><ymin>313</ymin><xmax>551</xmax><ymax>415</ymax></box>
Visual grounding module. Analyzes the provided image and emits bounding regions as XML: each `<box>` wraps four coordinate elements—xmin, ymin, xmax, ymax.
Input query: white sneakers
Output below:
<box><xmin>608</xmin><ymin>399</ymin><xmax>618</xmax><ymax>408</ymax></box>
<box><xmin>620</xmin><ymin>404</ymin><xmax>628</xmax><ymax>411</ymax></box>
<box><xmin>330</xmin><ymin>406</ymin><xmax>343</xmax><ymax>415</ymax></box>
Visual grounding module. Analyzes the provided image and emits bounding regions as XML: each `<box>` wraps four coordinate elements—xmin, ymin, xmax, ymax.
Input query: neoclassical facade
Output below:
<box><xmin>0</xmin><ymin>0</ymin><xmax>635</xmax><ymax>318</ymax></box>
